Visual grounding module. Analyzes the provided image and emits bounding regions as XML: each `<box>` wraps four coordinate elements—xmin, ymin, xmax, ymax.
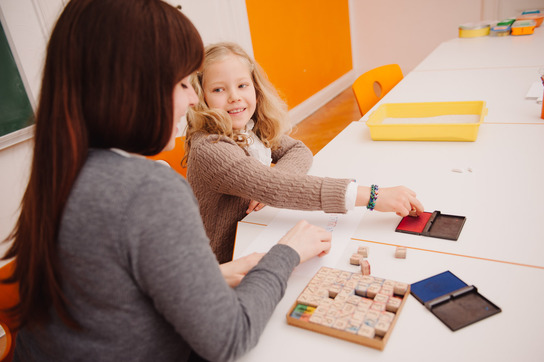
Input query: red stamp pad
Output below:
<box><xmin>395</xmin><ymin>211</ymin><xmax>466</xmax><ymax>241</ymax></box>
<box><xmin>396</xmin><ymin>212</ymin><xmax>433</xmax><ymax>234</ymax></box>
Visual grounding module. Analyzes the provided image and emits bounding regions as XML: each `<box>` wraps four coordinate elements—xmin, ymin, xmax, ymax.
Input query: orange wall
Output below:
<box><xmin>245</xmin><ymin>0</ymin><xmax>352</xmax><ymax>109</ymax></box>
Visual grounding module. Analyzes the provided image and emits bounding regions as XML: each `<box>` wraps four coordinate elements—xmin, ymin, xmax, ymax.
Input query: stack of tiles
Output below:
<box><xmin>350</xmin><ymin>246</ymin><xmax>370</xmax><ymax>274</ymax></box>
<box><xmin>349</xmin><ymin>246</ymin><xmax>368</xmax><ymax>266</ymax></box>
<box><xmin>288</xmin><ymin>267</ymin><xmax>409</xmax><ymax>349</ymax></box>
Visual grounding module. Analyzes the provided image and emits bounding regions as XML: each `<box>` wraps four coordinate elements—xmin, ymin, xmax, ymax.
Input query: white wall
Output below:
<box><xmin>492</xmin><ymin>0</ymin><xmax>544</xmax><ymax>19</ymax></box>
<box><xmin>0</xmin><ymin>0</ymin><xmax>65</xmax><ymax>263</ymax></box>
<box><xmin>0</xmin><ymin>140</ymin><xmax>32</xmax><ymax>261</ymax></box>
<box><xmin>350</xmin><ymin>0</ymin><xmax>544</xmax><ymax>77</ymax></box>
<box><xmin>350</xmin><ymin>0</ymin><xmax>481</xmax><ymax>76</ymax></box>
<box><xmin>165</xmin><ymin>0</ymin><xmax>254</xmax><ymax>56</ymax></box>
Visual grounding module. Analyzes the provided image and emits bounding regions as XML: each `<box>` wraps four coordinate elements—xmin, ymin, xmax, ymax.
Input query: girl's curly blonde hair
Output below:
<box><xmin>183</xmin><ymin>42</ymin><xmax>291</xmax><ymax>165</ymax></box>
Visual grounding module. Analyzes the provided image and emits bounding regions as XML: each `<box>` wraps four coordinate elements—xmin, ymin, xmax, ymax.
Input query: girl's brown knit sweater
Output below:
<box><xmin>186</xmin><ymin>132</ymin><xmax>352</xmax><ymax>263</ymax></box>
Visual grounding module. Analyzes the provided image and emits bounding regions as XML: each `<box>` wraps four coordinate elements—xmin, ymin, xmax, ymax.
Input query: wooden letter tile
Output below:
<box><xmin>360</xmin><ymin>260</ymin><xmax>371</xmax><ymax>275</ymax></box>
<box><xmin>357</xmin><ymin>325</ymin><xmax>375</xmax><ymax>339</ymax></box>
<box><xmin>386</xmin><ymin>297</ymin><xmax>402</xmax><ymax>313</ymax></box>
<box><xmin>395</xmin><ymin>246</ymin><xmax>407</xmax><ymax>259</ymax></box>
<box><xmin>373</xmin><ymin>293</ymin><xmax>390</xmax><ymax>304</ymax></box>
<box><xmin>350</xmin><ymin>253</ymin><xmax>362</xmax><ymax>265</ymax></box>
<box><xmin>374</xmin><ymin>320</ymin><xmax>391</xmax><ymax>337</ymax></box>
<box><xmin>366</xmin><ymin>284</ymin><xmax>381</xmax><ymax>299</ymax></box>
<box><xmin>357</xmin><ymin>246</ymin><xmax>368</xmax><ymax>258</ymax></box>
<box><xmin>393</xmin><ymin>282</ymin><xmax>408</xmax><ymax>295</ymax></box>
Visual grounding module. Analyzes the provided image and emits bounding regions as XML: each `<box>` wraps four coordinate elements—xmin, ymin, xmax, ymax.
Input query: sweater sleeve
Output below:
<box><xmin>189</xmin><ymin>133</ymin><xmax>350</xmax><ymax>213</ymax></box>
<box><xmin>125</xmin><ymin>168</ymin><xmax>299</xmax><ymax>362</ymax></box>
<box><xmin>270</xmin><ymin>135</ymin><xmax>313</xmax><ymax>175</ymax></box>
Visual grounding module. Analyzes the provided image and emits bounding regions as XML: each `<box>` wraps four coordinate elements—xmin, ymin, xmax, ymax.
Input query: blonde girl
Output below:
<box><xmin>185</xmin><ymin>42</ymin><xmax>423</xmax><ymax>263</ymax></box>
<box><xmin>185</xmin><ymin>42</ymin><xmax>291</xmax><ymax>155</ymax></box>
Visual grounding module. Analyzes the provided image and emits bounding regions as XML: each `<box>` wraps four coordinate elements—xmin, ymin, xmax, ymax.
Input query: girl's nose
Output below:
<box><xmin>228</xmin><ymin>89</ymin><xmax>241</xmax><ymax>103</ymax></box>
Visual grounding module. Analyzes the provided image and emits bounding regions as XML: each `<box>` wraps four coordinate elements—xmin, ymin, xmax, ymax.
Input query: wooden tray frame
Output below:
<box><xmin>286</xmin><ymin>272</ymin><xmax>411</xmax><ymax>351</ymax></box>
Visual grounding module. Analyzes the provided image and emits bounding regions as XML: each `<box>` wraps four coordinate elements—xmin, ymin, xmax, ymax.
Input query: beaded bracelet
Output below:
<box><xmin>367</xmin><ymin>184</ymin><xmax>379</xmax><ymax>211</ymax></box>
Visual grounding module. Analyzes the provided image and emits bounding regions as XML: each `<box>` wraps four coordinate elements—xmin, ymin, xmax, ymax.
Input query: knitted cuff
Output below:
<box><xmin>321</xmin><ymin>178</ymin><xmax>351</xmax><ymax>213</ymax></box>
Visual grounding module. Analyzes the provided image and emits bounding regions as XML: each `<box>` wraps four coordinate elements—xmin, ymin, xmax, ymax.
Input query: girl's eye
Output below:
<box><xmin>239</xmin><ymin>84</ymin><xmax>248</xmax><ymax>89</ymax></box>
<box><xmin>181</xmin><ymin>83</ymin><xmax>189</xmax><ymax>89</ymax></box>
<box><xmin>212</xmin><ymin>88</ymin><xmax>223</xmax><ymax>93</ymax></box>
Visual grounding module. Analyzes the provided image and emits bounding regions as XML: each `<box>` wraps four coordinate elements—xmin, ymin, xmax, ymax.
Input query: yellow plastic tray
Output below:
<box><xmin>366</xmin><ymin>101</ymin><xmax>487</xmax><ymax>141</ymax></box>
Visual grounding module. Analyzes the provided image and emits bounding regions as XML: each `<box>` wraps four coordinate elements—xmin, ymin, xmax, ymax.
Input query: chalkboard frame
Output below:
<box><xmin>0</xmin><ymin>14</ymin><xmax>36</xmax><ymax>150</ymax></box>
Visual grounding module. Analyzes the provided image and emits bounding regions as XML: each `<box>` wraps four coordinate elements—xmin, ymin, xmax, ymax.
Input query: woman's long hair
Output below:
<box><xmin>184</xmin><ymin>42</ymin><xmax>291</xmax><ymax>166</ymax></box>
<box><xmin>1</xmin><ymin>0</ymin><xmax>203</xmax><ymax>330</ymax></box>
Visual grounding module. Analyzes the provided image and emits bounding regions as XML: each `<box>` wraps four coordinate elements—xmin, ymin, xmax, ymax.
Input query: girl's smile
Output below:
<box><xmin>228</xmin><ymin>108</ymin><xmax>246</xmax><ymax>115</ymax></box>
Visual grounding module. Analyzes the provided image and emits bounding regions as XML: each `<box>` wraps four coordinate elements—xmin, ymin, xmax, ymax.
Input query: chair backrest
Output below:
<box><xmin>352</xmin><ymin>64</ymin><xmax>403</xmax><ymax>116</ymax></box>
<box><xmin>0</xmin><ymin>322</ymin><xmax>13</xmax><ymax>362</ymax></box>
<box><xmin>146</xmin><ymin>136</ymin><xmax>187</xmax><ymax>177</ymax></box>
<box><xmin>0</xmin><ymin>260</ymin><xmax>19</xmax><ymax>362</ymax></box>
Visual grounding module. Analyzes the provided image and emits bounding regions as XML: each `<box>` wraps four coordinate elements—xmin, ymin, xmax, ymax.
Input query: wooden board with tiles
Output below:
<box><xmin>286</xmin><ymin>266</ymin><xmax>410</xmax><ymax>350</ymax></box>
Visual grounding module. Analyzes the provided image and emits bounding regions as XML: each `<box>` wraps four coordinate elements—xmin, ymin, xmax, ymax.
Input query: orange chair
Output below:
<box><xmin>0</xmin><ymin>260</ymin><xmax>19</xmax><ymax>362</ymax></box>
<box><xmin>352</xmin><ymin>64</ymin><xmax>403</xmax><ymax>116</ymax></box>
<box><xmin>146</xmin><ymin>136</ymin><xmax>187</xmax><ymax>177</ymax></box>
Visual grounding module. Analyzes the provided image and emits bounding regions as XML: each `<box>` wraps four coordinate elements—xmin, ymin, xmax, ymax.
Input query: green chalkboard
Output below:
<box><xmin>0</xmin><ymin>21</ymin><xmax>34</xmax><ymax>138</ymax></box>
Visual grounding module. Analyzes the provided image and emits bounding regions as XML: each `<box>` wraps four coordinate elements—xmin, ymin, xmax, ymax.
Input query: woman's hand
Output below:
<box><xmin>278</xmin><ymin>220</ymin><xmax>332</xmax><ymax>264</ymax></box>
<box><xmin>220</xmin><ymin>252</ymin><xmax>265</xmax><ymax>287</ymax></box>
<box><xmin>356</xmin><ymin>185</ymin><xmax>424</xmax><ymax>217</ymax></box>
<box><xmin>246</xmin><ymin>200</ymin><xmax>266</xmax><ymax>214</ymax></box>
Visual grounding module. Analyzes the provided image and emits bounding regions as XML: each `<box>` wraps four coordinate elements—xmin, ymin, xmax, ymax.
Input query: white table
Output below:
<box><xmin>235</xmin><ymin>242</ymin><xmax>543</xmax><ymax>362</ymax></box>
<box><xmin>319</xmin><ymin>122</ymin><xmax>544</xmax><ymax>268</ymax></box>
<box><xmin>234</xmin><ymin>29</ymin><xmax>544</xmax><ymax>362</ymax></box>
<box><xmin>414</xmin><ymin>26</ymin><xmax>544</xmax><ymax>71</ymax></box>
<box><xmin>235</xmin><ymin>122</ymin><xmax>544</xmax><ymax>361</ymax></box>
<box><xmin>379</xmin><ymin>67</ymin><xmax>543</xmax><ymax>124</ymax></box>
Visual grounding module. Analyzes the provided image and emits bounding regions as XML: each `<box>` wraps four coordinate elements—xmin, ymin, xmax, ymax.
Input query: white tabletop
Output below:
<box><xmin>234</xmin><ymin>29</ymin><xmax>544</xmax><ymax>361</ymax></box>
<box><xmin>236</xmin><ymin>242</ymin><xmax>543</xmax><ymax>362</ymax></box>
<box><xmin>316</xmin><ymin>122</ymin><xmax>544</xmax><ymax>268</ymax></box>
<box><xmin>235</xmin><ymin>123</ymin><xmax>544</xmax><ymax>361</ymax></box>
<box><xmin>372</xmin><ymin>67</ymin><xmax>543</xmax><ymax>124</ymax></box>
<box><xmin>414</xmin><ymin>26</ymin><xmax>544</xmax><ymax>71</ymax></box>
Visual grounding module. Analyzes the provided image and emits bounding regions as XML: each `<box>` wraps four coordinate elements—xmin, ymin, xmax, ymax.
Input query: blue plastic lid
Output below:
<box><xmin>411</xmin><ymin>271</ymin><xmax>467</xmax><ymax>304</ymax></box>
<box><xmin>522</xmin><ymin>9</ymin><xmax>541</xmax><ymax>15</ymax></box>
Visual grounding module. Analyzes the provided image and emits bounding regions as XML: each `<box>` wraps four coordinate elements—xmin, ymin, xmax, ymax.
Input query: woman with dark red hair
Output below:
<box><xmin>2</xmin><ymin>1</ymin><xmax>331</xmax><ymax>360</ymax></box>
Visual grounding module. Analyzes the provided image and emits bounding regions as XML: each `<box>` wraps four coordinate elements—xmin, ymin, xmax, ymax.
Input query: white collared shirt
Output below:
<box><xmin>110</xmin><ymin>148</ymin><xmax>171</xmax><ymax>168</ymax></box>
<box><xmin>241</xmin><ymin>120</ymin><xmax>272</xmax><ymax>166</ymax></box>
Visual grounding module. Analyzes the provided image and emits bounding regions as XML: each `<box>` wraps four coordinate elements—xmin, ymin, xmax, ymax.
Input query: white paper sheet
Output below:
<box><xmin>239</xmin><ymin>207</ymin><xmax>366</xmax><ymax>278</ymax></box>
<box><xmin>381</xmin><ymin>114</ymin><xmax>480</xmax><ymax>124</ymax></box>
<box><xmin>526</xmin><ymin>80</ymin><xmax>543</xmax><ymax>103</ymax></box>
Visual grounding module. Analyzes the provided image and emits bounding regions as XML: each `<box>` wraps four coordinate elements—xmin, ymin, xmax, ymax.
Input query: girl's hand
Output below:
<box><xmin>219</xmin><ymin>252</ymin><xmax>265</xmax><ymax>287</ymax></box>
<box><xmin>246</xmin><ymin>200</ymin><xmax>266</xmax><ymax>214</ymax></box>
<box><xmin>356</xmin><ymin>185</ymin><xmax>424</xmax><ymax>217</ymax></box>
<box><xmin>278</xmin><ymin>220</ymin><xmax>332</xmax><ymax>264</ymax></box>
<box><xmin>375</xmin><ymin>186</ymin><xmax>424</xmax><ymax>216</ymax></box>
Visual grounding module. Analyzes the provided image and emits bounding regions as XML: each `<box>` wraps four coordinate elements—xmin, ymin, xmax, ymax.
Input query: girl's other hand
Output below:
<box><xmin>374</xmin><ymin>186</ymin><xmax>424</xmax><ymax>217</ymax></box>
<box><xmin>356</xmin><ymin>185</ymin><xmax>424</xmax><ymax>217</ymax></box>
<box><xmin>278</xmin><ymin>220</ymin><xmax>332</xmax><ymax>264</ymax></box>
<box><xmin>220</xmin><ymin>252</ymin><xmax>265</xmax><ymax>287</ymax></box>
<box><xmin>246</xmin><ymin>200</ymin><xmax>266</xmax><ymax>214</ymax></box>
